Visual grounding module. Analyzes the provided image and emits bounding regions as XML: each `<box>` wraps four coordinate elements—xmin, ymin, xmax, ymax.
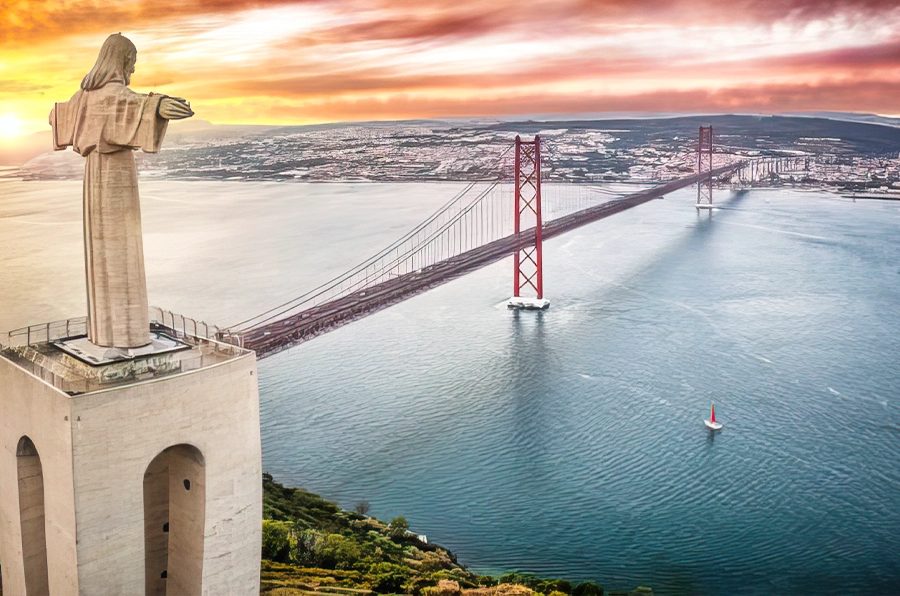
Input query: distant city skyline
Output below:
<box><xmin>1</xmin><ymin>0</ymin><xmax>899</xmax><ymax>140</ymax></box>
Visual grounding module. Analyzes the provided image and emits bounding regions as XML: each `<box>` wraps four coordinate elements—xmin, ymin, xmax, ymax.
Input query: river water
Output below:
<box><xmin>1</xmin><ymin>179</ymin><xmax>898</xmax><ymax>594</ymax></box>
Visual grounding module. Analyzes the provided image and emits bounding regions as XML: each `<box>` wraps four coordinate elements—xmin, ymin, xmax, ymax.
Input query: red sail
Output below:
<box><xmin>710</xmin><ymin>404</ymin><xmax>716</xmax><ymax>423</ymax></box>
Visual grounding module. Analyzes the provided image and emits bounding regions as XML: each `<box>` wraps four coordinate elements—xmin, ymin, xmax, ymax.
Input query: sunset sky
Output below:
<box><xmin>1</xmin><ymin>0</ymin><xmax>899</xmax><ymax>138</ymax></box>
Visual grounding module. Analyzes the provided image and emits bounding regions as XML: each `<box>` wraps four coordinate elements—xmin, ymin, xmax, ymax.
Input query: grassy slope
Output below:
<box><xmin>261</xmin><ymin>474</ymin><xmax>651</xmax><ymax>596</ymax></box>
<box><xmin>0</xmin><ymin>475</ymin><xmax>651</xmax><ymax>596</ymax></box>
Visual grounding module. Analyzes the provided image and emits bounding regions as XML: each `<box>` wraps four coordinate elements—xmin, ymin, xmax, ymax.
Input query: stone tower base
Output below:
<box><xmin>0</xmin><ymin>328</ymin><xmax>262</xmax><ymax>595</ymax></box>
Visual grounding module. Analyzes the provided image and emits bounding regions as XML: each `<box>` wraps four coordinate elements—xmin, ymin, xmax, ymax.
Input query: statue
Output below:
<box><xmin>50</xmin><ymin>34</ymin><xmax>193</xmax><ymax>348</ymax></box>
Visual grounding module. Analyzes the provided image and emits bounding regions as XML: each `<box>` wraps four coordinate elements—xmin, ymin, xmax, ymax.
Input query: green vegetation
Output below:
<box><xmin>261</xmin><ymin>473</ymin><xmax>652</xmax><ymax>596</ymax></box>
<box><xmin>0</xmin><ymin>474</ymin><xmax>650</xmax><ymax>596</ymax></box>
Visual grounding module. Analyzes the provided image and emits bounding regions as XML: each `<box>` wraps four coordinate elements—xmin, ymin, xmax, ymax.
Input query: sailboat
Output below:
<box><xmin>704</xmin><ymin>404</ymin><xmax>723</xmax><ymax>430</ymax></box>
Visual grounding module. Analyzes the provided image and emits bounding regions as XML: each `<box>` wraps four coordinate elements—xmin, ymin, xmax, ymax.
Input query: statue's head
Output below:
<box><xmin>81</xmin><ymin>34</ymin><xmax>138</xmax><ymax>91</ymax></box>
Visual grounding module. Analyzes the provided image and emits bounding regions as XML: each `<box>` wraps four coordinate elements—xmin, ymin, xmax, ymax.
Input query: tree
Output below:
<box><xmin>261</xmin><ymin>520</ymin><xmax>293</xmax><ymax>563</ymax></box>
<box><xmin>366</xmin><ymin>562</ymin><xmax>411</xmax><ymax>593</ymax></box>
<box><xmin>388</xmin><ymin>516</ymin><xmax>410</xmax><ymax>538</ymax></box>
<box><xmin>319</xmin><ymin>533</ymin><xmax>361</xmax><ymax>569</ymax></box>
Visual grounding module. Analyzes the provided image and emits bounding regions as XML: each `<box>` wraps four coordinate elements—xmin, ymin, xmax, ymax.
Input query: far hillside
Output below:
<box><xmin>11</xmin><ymin>114</ymin><xmax>900</xmax><ymax>192</ymax></box>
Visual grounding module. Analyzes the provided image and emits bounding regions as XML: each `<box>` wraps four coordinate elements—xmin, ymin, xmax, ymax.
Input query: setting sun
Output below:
<box><xmin>0</xmin><ymin>115</ymin><xmax>22</xmax><ymax>140</ymax></box>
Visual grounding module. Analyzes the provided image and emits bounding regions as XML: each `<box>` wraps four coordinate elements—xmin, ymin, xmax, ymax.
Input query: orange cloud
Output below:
<box><xmin>3</xmin><ymin>0</ymin><xmax>900</xmax><ymax>137</ymax></box>
<box><xmin>6</xmin><ymin>0</ymin><xmax>899</xmax><ymax>46</ymax></box>
<box><xmin>1</xmin><ymin>0</ymin><xmax>308</xmax><ymax>45</ymax></box>
<box><xmin>193</xmin><ymin>80</ymin><xmax>900</xmax><ymax>124</ymax></box>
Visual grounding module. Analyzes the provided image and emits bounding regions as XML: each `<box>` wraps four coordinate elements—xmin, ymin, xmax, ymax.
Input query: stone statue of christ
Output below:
<box><xmin>50</xmin><ymin>34</ymin><xmax>193</xmax><ymax>348</ymax></box>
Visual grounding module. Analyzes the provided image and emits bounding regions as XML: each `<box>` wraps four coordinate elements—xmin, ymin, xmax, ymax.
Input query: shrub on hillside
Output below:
<box><xmin>319</xmin><ymin>533</ymin><xmax>362</xmax><ymax>569</ymax></box>
<box><xmin>573</xmin><ymin>582</ymin><xmax>603</xmax><ymax>596</ymax></box>
<box><xmin>493</xmin><ymin>584</ymin><xmax>536</xmax><ymax>596</ymax></box>
<box><xmin>537</xmin><ymin>580</ymin><xmax>572</xmax><ymax>594</ymax></box>
<box><xmin>262</xmin><ymin>520</ymin><xmax>294</xmax><ymax>562</ymax></box>
<box><xmin>429</xmin><ymin>569</ymin><xmax>478</xmax><ymax>589</ymax></box>
<box><xmin>388</xmin><ymin>516</ymin><xmax>410</xmax><ymax>538</ymax></box>
<box><xmin>420</xmin><ymin>551</ymin><xmax>449</xmax><ymax>572</ymax></box>
<box><xmin>366</xmin><ymin>562</ymin><xmax>411</xmax><ymax>593</ymax></box>
<box><xmin>498</xmin><ymin>573</ymin><xmax>540</xmax><ymax>589</ymax></box>
<box><xmin>422</xmin><ymin>579</ymin><xmax>462</xmax><ymax>596</ymax></box>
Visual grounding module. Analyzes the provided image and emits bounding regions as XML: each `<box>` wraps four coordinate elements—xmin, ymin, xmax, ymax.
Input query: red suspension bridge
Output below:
<box><xmin>218</xmin><ymin>129</ymin><xmax>808</xmax><ymax>359</ymax></box>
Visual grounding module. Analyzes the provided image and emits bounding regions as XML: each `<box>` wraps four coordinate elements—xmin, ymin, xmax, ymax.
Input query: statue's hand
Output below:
<box><xmin>158</xmin><ymin>96</ymin><xmax>194</xmax><ymax>120</ymax></box>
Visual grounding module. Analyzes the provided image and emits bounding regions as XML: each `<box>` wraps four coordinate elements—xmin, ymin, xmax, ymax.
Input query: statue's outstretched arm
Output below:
<box><xmin>158</xmin><ymin>96</ymin><xmax>194</xmax><ymax>120</ymax></box>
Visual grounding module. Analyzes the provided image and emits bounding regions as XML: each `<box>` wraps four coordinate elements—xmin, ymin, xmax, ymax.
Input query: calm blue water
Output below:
<box><xmin>258</xmin><ymin>188</ymin><xmax>900</xmax><ymax>595</ymax></box>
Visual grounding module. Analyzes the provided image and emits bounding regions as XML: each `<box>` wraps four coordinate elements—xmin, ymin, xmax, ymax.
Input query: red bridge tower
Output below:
<box><xmin>697</xmin><ymin>126</ymin><xmax>714</xmax><ymax>209</ymax></box>
<box><xmin>508</xmin><ymin>135</ymin><xmax>550</xmax><ymax>310</ymax></box>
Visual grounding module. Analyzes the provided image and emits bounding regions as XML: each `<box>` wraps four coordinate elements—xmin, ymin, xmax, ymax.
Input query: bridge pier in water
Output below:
<box><xmin>507</xmin><ymin>135</ymin><xmax>550</xmax><ymax>311</ymax></box>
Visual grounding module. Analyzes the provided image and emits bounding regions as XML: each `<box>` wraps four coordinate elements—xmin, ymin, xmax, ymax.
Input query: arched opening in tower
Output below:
<box><xmin>17</xmin><ymin>435</ymin><xmax>50</xmax><ymax>596</ymax></box>
<box><xmin>143</xmin><ymin>444</ymin><xmax>206</xmax><ymax>596</ymax></box>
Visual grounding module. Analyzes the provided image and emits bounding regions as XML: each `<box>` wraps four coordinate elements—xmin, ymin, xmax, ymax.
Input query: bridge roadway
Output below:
<box><xmin>239</xmin><ymin>163</ymin><xmax>741</xmax><ymax>359</ymax></box>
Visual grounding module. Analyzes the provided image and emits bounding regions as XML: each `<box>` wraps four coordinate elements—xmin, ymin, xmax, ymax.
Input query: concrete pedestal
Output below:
<box><xmin>506</xmin><ymin>297</ymin><xmax>551</xmax><ymax>310</ymax></box>
<box><xmin>0</xmin><ymin>335</ymin><xmax>262</xmax><ymax>595</ymax></box>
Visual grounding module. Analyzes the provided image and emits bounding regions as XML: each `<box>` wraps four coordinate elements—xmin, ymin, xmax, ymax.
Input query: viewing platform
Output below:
<box><xmin>0</xmin><ymin>306</ymin><xmax>249</xmax><ymax>395</ymax></box>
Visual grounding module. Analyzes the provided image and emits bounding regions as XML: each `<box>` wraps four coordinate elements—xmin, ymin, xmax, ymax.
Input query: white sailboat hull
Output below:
<box><xmin>704</xmin><ymin>419</ymin><xmax>722</xmax><ymax>430</ymax></box>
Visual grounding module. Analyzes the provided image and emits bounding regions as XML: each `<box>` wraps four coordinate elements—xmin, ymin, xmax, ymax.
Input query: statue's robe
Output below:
<box><xmin>52</xmin><ymin>83</ymin><xmax>168</xmax><ymax>348</ymax></box>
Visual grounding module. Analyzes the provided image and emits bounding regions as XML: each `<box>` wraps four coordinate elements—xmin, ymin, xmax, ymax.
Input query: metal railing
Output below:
<box><xmin>148</xmin><ymin>306</ymin><xmax>245</xmax><ymax>358</ymax></box>
<box><xmin>2</xmin><ymin>308</ymin><xmax>235</xmax><ymax>349</ymax></box>
<box><xmin>147</xmin><ymin>307</ymin><xmax>243</xmax><ymax>348</ymax></box>
<box><xmin>1</xmin><ymin>308</ymin><xmax>247</xmax><ymax>394</ymax></box>
<box><xmin>149</xmin><ymin>306</ymin><xmax>218</xmax><ymax>341</ymax></box>
<box><xmin>3</xmin><ymin>316</ymin><xmax>88</xmax><ymax>349</ymax></box>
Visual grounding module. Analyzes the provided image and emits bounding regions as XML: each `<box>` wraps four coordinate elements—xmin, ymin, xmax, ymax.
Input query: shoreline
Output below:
<box><xmin>262</xmin><ymin>474</ymin><xmax>652</xmax><ymax>596</ymax></box>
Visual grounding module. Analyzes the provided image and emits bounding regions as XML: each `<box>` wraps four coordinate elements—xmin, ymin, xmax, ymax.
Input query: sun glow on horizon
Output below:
<box><xmin>0</xmin><ymin>115</ymin><xmax>23</xmax><ymax>140</ymax></box>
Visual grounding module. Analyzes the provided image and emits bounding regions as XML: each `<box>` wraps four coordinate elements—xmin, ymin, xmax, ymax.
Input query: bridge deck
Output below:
<box><xmin>240</xmin><ymin>165</ymin><xmax>739</xmax><ymax>359</ymax></box>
